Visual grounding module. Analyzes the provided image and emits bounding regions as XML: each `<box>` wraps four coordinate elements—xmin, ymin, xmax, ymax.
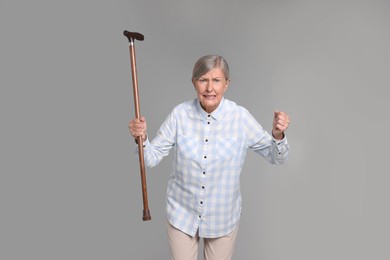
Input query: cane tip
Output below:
<box><xmin>142</xmin><ymin>209</ymin><xmax>151</xmax><ymax>221</ymax></box>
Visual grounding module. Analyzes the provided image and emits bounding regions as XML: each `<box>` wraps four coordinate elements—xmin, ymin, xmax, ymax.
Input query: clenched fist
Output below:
<box><xmin>272</xmin><ymin>111</ymin><xmax>290</xmax><ymax>140</ymax></box>
<box><xmin>128</xmin><ymin>116</ymin><xmax>147</xmax><ymax>142</ymax></box>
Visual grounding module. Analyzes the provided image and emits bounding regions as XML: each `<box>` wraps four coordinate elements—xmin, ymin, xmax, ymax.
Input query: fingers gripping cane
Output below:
<box><xmin>123</xmin><ymin>30</ymin><xmax>151</xmax><ymax>221</ymax></box>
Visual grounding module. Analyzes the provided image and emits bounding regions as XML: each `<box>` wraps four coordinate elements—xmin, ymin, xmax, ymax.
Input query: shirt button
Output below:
<box><xmin>202</xmin><ymin>186</ymin><xmax>205</xmax><ymax>189</ymax></box>
<box><xmin>205</xmin><ymin>139</ymin><xmax>208</xmax><ymax>142</ymax></box>
<box><xmin>203</xmin><ymin>172</ymin><xmax>206</xmax><ymax>175</ymax></box>
<box><xmin>200</xmin><ymin>201</ymin><xmax>203</xmax><ymax>204</ymax></box>
<box><xmin>204</xmin><ymin>156</ymin><xmax>207</xmax><ymax>159</ymax></box>
<box><xmin>199</xmin><ymin>215</ymin><xmax>201</xmax><ymax>218</ymax></box>
<box><xmin>207</xmin><ymin>122</ymin><xmax>210</xmax><ymax>124</ymax></box>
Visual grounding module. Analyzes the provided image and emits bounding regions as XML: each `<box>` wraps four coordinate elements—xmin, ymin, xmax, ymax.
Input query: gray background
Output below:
<box><xmin>1</xmin><ymin>0</ymin><xmax>389</xmax><ymax>259</ymax></box>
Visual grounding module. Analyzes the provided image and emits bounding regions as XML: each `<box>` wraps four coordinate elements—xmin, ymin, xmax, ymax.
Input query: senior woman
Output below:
<box><xmin>129</xmin><ymin>55</ymin><xmax>290</xmax><ymax>260</ymax></box>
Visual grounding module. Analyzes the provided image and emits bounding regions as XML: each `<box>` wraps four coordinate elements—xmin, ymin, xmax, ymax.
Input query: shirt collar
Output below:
<box><xmin>195</xmin><ymin>97</ymin><xmax>225</xmax><ymax>120</ymax></box>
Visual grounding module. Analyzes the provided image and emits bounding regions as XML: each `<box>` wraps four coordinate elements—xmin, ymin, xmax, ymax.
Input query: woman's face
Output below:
<box><xmin>193</xmin><ymin>67</ymin><xmax>229</xmax><ymax>113</ymax></box>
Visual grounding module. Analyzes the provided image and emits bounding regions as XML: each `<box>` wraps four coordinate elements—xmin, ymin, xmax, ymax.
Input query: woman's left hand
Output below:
<box><xmin>272</xmin><ymin>110</ymin><xmax>290</xmax><ymax>140</ymax></box>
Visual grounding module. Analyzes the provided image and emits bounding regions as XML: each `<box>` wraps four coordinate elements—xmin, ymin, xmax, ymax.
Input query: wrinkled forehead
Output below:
<box><xmin>199</xmin><ymin>67</ymin><xmax>226</xmax><ymax>79</ymax></box>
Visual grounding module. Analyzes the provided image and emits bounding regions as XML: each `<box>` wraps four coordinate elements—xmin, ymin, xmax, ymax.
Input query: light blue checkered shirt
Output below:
<box><xmin>140</xmin><ymin>98</ymin><xmax>289</xmax><ymax>238</ymax></box>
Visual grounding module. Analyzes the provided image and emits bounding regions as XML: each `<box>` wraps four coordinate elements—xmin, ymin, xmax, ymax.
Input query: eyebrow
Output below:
<box><xmin>199</xmin><ymin>77</ymin><xmax>222</xmax><ymax>80</ymax></box>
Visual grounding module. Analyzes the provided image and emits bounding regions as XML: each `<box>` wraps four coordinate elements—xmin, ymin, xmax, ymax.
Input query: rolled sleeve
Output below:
<box><xmin>271</xmin><ymin>135</ymin><xmax>289</xmax><ymax>164</ymax></box>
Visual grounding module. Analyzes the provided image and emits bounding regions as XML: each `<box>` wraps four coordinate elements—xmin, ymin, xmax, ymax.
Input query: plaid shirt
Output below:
<box><xmin>140</xmin><ymin>98</ymin><xmax>289</xmax><ymax>238</ymax></box>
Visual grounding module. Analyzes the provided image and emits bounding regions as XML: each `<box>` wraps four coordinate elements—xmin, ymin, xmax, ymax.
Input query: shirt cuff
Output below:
<box><xmin>142</xmin><ymin>138</ymin><xmax>151</xmax><ymax>149</ymax></box>
<box><xmin>135</xmin><ymin>136</ymin><xmax>150</xmax><ymax>149</ymax></box>
<box><xmin>134</xmin><ymin>134</ymin><xmax>148</xmax><ymax>145</ymax></box>
<box><xmin>272</xmin><ymin>134</ymin><xmax>287</xmax><ymax>145</ymax></box>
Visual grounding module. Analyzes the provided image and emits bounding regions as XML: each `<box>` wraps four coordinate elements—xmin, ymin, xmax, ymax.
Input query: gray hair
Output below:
<box><xmin>192</xmin><ymin>55</ymin><xmax>230</xmax><ymax>81</ymax></box>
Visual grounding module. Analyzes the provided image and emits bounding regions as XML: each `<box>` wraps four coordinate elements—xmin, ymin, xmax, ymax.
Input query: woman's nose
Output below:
<box><xmin>205</xmin><ymin>82</ymin><xmax>213</xmax><ymax>91</ymax></box>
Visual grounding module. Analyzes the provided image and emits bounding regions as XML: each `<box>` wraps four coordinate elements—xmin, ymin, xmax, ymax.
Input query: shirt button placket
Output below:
<box><xmin>199</xmin><ymin>114</ymin><xmax>211</xmax><ymax>222</ymax></box>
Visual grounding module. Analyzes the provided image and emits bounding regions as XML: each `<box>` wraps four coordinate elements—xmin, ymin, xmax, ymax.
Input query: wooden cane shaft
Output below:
<box><xmin>129</xmin><ymin>41</ymin><xmax>151</xmax><ymax>221</ymax></box>
<box><xmin>130</xmin><ymin>42</ymin><xmax>141</xmax><ymax>119</ymax></box>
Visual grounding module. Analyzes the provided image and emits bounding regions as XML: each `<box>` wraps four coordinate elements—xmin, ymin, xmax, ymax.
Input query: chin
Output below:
<box><xmin>202</xmin><ymin>103</ymin><xmax>219</xmax><ymax>112</ymax></box>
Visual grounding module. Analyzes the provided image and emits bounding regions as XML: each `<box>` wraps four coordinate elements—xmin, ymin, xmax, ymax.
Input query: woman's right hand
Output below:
<box><xmin>128</xmin><ymin>116</ymin><xmax>147</xmax><ymax>142</ymax></box>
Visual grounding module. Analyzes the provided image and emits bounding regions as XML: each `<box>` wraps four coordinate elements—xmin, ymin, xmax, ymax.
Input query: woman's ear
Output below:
<box><xmin>192</xmin><ymin>79</ymin><xmax>197</xmax><ymax>89</ymax></box>
<box><xmin>224</xmin><ymin>79</ymin><xmax>230</xmax><ymax>91</ymax></box>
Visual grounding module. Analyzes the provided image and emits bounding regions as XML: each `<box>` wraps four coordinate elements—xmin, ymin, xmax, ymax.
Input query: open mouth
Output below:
<box><xmin>203</xmin><ymin>95</ymin><xmax>216</xmax><ymax>100</ymax></box>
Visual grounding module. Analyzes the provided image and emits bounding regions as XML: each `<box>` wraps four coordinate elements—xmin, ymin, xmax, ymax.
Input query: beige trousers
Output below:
<box><xmin>166</xmin><ymin>221</ymin><xmax>239</xmax><ymax>260</ymax></box>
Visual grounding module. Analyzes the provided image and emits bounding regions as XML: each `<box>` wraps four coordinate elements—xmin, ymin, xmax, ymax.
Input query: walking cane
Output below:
<box><xmin>123</xmin><ymin>30</ymin><xmax>151</xmax><ymax>221</ymax></box>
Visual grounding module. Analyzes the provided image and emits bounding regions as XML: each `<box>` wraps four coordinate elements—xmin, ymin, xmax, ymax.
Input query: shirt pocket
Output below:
<box><xmin>177</xmin><ymin>134</ymin><xmax>200</xmax><ymax>160</ymax></box>
<box><xmin>216</xmin><ymin>136</ymin><xmax>237</xmax><ymax>161</ymax></box>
